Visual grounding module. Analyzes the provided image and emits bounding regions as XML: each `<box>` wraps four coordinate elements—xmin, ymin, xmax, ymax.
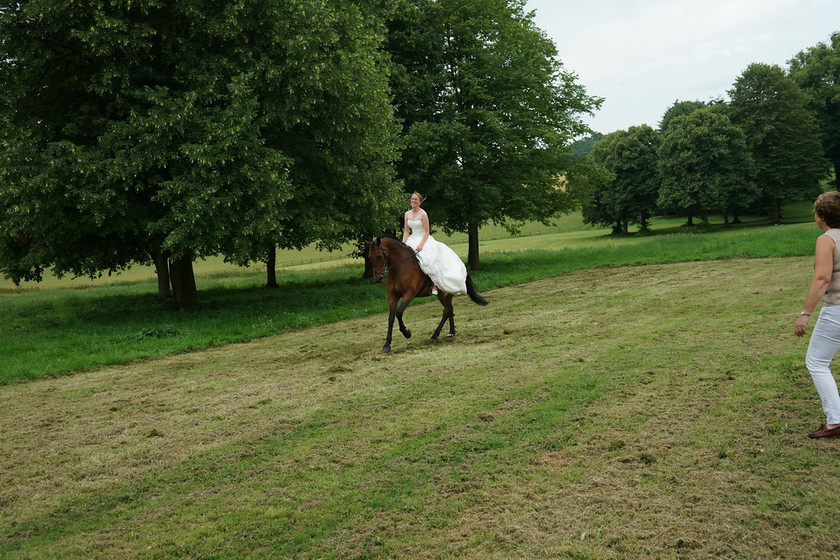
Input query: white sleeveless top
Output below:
<box><xmin>823</xmin><ymin>228</ymin><xmax>840</xmax><ymax>306</ymax></box>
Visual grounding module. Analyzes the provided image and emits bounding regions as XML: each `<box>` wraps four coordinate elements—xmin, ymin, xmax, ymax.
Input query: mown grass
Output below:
<box><xmin>0</xmin><ymin>206</ymin><xmax>819</xmax><ymax>385</ymax></box>
<box><xmin>0</xmin><ymin>256</ymin><xmax>833</xmax><ymax>558</ymax></box>
<box><xmin>1</xmin><ymin>203</ymin><xmax>835</xmax><ymax>558</ymax></box>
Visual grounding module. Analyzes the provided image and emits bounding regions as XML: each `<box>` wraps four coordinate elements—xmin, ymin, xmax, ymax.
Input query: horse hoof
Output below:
<box><xmin>445</xmin><ymin>333</ymin><xmax>455</xmax><ymax>339</ymax></box>
<box><xmin>403</xmin><ymin>330</ymin><xmax>412</xmax><ymax>339</ymax></box>
<box><xmin>381</xmin><ymin>345</ymin><xmax>391</xmax><ymax>354</ymax></box>
<box><xmin>430</xmin><ymin>337</ymin><xmax>439</xmax><ymax>344</ymax></box>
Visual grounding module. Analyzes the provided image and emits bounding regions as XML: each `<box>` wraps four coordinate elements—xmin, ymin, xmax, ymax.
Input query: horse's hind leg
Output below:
<box><xmin>446</xmin><ymin>308</ymin><xmax>456</xmax><ymax>339</ymax></box>
<box><xmin>431</xmin><ymin>296</ymin><xmax>454</xmax><ymax>343</ymax></box>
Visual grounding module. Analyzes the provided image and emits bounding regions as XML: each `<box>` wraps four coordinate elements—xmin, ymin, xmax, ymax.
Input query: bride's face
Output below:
<box><xmin>410</xmin><ymin>194</ymin><xmax>421</xmax><ymax>208</ymax></box>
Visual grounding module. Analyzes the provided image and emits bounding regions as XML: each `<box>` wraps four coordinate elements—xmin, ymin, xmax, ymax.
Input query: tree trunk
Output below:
<box><xmin>770</xmin><ymin>195</ymin><xmax>781</xmax><ymax>224</ymax></box>
<box><xmin>362</xmin><ymin>252</ymin><xmax>373</xmax><ymax>279</ymax></box>
<box><xmin>169</xmin><ymin>256</ymin><xmax>198</xmax><ymax>308</ymax></box>
<box><xmin>467</xmin><ymin>221</ymin><xmax>480</xmax><ymax>270</ymax></box>
<box><xmin>266</xmin><ymin>245</ymin><xmax>279</xmax><ymax>289</ymax></box>
<box><xmin>153</xmin><ymin>252</ymin><xmax>172</xmax><ymax>301</ymax></box>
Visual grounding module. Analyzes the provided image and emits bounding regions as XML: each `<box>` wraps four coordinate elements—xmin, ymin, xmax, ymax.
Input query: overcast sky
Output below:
<box><xmin>524</xmin><ymin>0</ymin><xmax>840</xmax><ymax>135</ymax></box>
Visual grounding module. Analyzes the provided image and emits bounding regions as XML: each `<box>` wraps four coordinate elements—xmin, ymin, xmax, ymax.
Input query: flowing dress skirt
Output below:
<box><xmin>405</xmin><ymin>220</ymin><xmax>467</xmax><ymax>295</ymax></box>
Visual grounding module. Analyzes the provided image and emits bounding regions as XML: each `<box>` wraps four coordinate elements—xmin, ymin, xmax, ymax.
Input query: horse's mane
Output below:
<box><xmin>375</xmin><ymin>232</ymin><xmax>408</xmax><ymax>248</ymax></box>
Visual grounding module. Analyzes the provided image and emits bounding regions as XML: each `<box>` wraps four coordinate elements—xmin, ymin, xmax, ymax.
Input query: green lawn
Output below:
<box><xmin>1</xmin><ymin>256</ymin><xmax>832</xmax><ymax>558</ymax></box>
<box><xmin>2</xmin><ymin>204</ymin><xmax>835</xmax><ymax>559</ymax></box>
<box><xmin>0</xmin><ymin>208</ymin><xmax>820</xmax><ymax>385</ymax></box>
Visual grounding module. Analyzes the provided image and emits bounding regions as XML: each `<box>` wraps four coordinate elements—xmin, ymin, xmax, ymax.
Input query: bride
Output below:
<box><xmin>402</xmin><ymin>192</ymin><xmax>468</xmax><ymax>295</ymax></box>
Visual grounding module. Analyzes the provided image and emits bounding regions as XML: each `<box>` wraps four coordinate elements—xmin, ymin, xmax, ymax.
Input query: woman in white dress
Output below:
<box><xmin>402</xmin><ymin>192</ymin><xmax>468</xmax><ymax>295</ymax></box>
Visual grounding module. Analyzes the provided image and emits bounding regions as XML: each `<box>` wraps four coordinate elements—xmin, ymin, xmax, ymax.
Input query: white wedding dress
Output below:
<box><xmin>405</xmin><ymin>219</ymin><xmax>468</xmax><ymax>295</ymax></box>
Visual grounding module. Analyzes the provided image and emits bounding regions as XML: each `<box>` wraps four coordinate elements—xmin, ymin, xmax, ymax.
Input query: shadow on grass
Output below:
<box><xmin>596</xmin><ymin>203</ymin><xmax>815</xmax><ymax>239</ymax></box>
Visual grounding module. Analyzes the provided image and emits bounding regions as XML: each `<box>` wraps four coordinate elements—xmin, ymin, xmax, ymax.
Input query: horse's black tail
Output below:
<box><xmin>466</xmin><ymin>273</ymin><xmax>488</xmax><ymax>306</ymax></box>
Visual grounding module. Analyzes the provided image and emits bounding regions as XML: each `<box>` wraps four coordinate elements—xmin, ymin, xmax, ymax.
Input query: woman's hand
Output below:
<box><xmin>795</xmin><ymin>314</ymin><xmax>810</xmax><ymax>337</ymax></box>
<box><xmin>416</xmin><ymin>243</ymin><xmax>424</xmax><ymax>251</ymax></box>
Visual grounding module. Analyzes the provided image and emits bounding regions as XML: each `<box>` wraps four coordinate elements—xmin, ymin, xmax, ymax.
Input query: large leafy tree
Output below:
<box><xmin>789</xmin><ymin>32</ymin><xmax>840</xmax><ymax>189</ymax></box>
<box><xmin>584</xmin><ymin>125</ymin><xmax>661</xmax><ymax>234</ymax></box>
<box><xmin>570</xmin><ymin>132</ymin><xmax>603</xmax><ymax>158</ymax></box>
<box><xmin>659</xmin><ymin>100</ymin><xmax>707</xmax><ymax>134</ymax></box>
<box><xmin>0</xmin><ymin>0</ymin><xmax>401</xmax><ymax>304</ymax></box>
<box><xmin>387</xmin><ymin>0</ymin><xmax>601</xmax><ymax>269</ymax></box>
<box><xmin>728</xmin><ymin>63</ymin><xmax>827</xmax><ymax>224</ymax></box>
<box><xmin>255</xmin><ymin>0</ymin><xmax>402</xmax><ymax>283</ymax></box>
<box><xmin>658</xmin><ymin>109</ymin><xmax>758</xmax><ymax>224</ymax></box>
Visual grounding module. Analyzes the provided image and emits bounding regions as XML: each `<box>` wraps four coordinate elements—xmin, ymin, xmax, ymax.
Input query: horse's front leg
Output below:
<box><xmin>382</xmin><ymin>307</ymin><xmax>396</xmax><ymax>353</ymax></box>
<box><xmin>382</xmin><ymin>294</ymin><xmax>400</xmax><ymax>353</ymax></box>
<box><xmin>431</xmin><ymin>295</ymin><xmax>454</xmax><ymax>343</ymax></box>
<box><xmin>396</xmin><ymin>294</ymin><xmax>414</xmax><ymax>340</ymax></box>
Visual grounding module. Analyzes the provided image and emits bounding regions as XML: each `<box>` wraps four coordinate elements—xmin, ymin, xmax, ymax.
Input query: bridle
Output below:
<box><xmin>375</xmin><ymin>248</ymin><xmax>416</xmax><ymax>277</ymax></box>
<box><xmin>373</xmin><ymin>241</ymin><xmax>418</xmax><ymax>278</ymax></box>
<box><xmin>370</xmin><ymin>238</ymin><xmax>435</xmax><ymax>298</ymax></box>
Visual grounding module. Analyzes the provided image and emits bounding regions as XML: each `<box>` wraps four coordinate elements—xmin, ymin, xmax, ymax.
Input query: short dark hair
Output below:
<box><xmin>815</xmin><ymin>191</ymin><xmax>840</xmax><ymax>229</ymax></box>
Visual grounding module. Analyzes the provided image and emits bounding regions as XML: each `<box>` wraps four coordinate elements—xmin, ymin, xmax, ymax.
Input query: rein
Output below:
<box><xmin>378</xmin><ymin>245</ymin><xmax>417</xmax><ymax>276</ymax></box>
<box><xmin>376</xmin><ymin>243</ymin><xmax>433</xmax><ymax>298</ymax></box>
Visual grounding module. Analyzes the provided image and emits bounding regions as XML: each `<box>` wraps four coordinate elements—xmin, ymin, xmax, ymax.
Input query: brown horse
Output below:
<box><xmin>366</xmin><ymin>234</ymin><xmax>488</xmax><ymax>353</ymax></box>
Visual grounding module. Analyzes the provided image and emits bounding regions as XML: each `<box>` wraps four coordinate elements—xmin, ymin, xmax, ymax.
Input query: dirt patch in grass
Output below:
<box><xmin>1</xmin><ymin>257</ymin><xmax>836</xmax><ymax>559</ymax></box>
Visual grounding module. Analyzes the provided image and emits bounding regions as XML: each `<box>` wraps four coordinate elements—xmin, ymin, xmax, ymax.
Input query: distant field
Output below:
<box><xmin>4</xmin><ymin>206</ymin><xmax>809</xmax><ymax>291</ymax></box>
<box><xmin>3</xmin><ymin>212</ymin><xmax>600</xmax><ymax>290</ymax></box>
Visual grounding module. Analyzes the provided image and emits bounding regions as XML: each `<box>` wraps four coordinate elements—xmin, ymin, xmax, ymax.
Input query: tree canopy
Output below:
<box><xmin>659</xmin><ymin>100</ymin><xmax>708</xmax><ymax>134</ymax></box>
<box><xmin>585</xmin><ymin>125</ymin><xmax>660</xmax><ymax>234</ymax></box>
<box><xmin>0</xmin><ymin>0</ymin><xmax>402</xmax><ymax>304</ymax></box>
<box><xmin>728</xmin><ymin>63</ymin><xmax>827</xmax><ymax>224</ymax></box>
<box><xmin>658</xmin><ymin>109</ymin><xmax>758</xmax><ymax>225</ymax></box>
<box><xmin>387</xmin><ymin>0</ymin><xmax>601</xmax><ymax>269</ymax></box>
<box><xmin>789</xmin><ymin>32</ymin><xmax>840</xmax><ymax>190</ymax></box>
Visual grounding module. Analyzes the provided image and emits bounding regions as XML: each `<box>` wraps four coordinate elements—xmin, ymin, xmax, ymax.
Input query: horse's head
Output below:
<box><xmin>366</xmin><ymin>238</ymin><xmax>387</xmax><ymax>283</ymax></box>
<box><xmin>367</xmin><ymin>235</ymin><xmax>412</xmax><ymax>283</ymax></box>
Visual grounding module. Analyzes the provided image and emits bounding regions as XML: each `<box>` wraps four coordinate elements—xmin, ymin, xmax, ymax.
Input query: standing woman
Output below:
<box><xmin>402</xmin><ymin>192</ymin><xmax>468</xmax><ymax>295</ymax></box>
<box><xmin>796</xmin><ymin>191</ymin><xmax>840</xmax><ymax>438</ymax></box>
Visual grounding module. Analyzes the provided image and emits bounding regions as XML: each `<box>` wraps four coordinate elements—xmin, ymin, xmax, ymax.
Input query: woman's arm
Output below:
<box><xmin>417</xmin><ymin>212</ymin><xmax>430</xmax><ymax>250</ymax></box>
<box><xmin>796</xmin><ymin>235</ymin><xmax>835</xmax><ymax>336</ymax></box>
<box><xmin>401</xmin><ymin>213</ymin><xmax>410</xmax><ymax>243</ymax></box>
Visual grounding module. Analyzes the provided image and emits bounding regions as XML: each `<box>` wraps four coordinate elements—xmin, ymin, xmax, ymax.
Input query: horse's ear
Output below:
<box><xmin>364</xmin><ymin>240</ymin><xmax>371</xmax><ymax>248</ymax></box>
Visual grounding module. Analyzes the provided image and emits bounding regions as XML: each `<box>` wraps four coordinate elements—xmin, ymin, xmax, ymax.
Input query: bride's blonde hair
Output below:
<box><xmin>411</xmin><ymin>191</ymin><xmax>425</xmax><ymax>204</ymax></box>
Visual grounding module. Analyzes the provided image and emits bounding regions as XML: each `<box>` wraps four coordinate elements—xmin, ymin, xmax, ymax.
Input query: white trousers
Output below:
<box><xmin>806</xmin><ymin>304</ymin><xmax>840</xmax><ymax>425</ymax></box>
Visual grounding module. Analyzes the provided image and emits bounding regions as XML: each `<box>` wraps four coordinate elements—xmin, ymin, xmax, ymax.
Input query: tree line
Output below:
<box><xmin>574</xmin><ymin>33</ymin><xmax>839</xmax><ymax>234</ymax></box>
<box><xmin>0</xmin><ymin>0</ymin><xmax>600</xmax><ymax>305</ymax></box>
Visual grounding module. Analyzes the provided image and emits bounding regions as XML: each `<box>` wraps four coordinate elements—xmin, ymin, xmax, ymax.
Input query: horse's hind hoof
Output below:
<box><xmin>381</xmin><ymin>345</ymin><xmax>391</xmax><ymax>354</ymax></box>
<box><xmin>445</xmin><ymin>333</ymin><xmax>455</xmax><ymax>340</ymax></box>
<box><xmin>430</xmin><ymin>337</ymin><xmax>440</xmax><ymax>344</ymax></box>
<box><xmin>403</xmin><ymin>330</ymin><xmax>411</xmax><ymax>339</ymax></box>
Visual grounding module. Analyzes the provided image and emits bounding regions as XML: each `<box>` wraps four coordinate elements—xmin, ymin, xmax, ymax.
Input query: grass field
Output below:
<box><xmin>3</xmin><ymin>206</ymin><xmax>837</xmax><ymax>558</ymax></box>
<box><xmin>1</xmin><ymin>256</ymin><xmax>834</xmax><ymax>559</ymax></box>
<box><xmin>0</xmin><ymin>207</ymin><xmax>819</xmax><ymax>385</ymax></box>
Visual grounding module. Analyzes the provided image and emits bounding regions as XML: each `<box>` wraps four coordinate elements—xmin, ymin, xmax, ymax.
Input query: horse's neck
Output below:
<box><xmin>383</xmin><ymin>239</ymin><xmax>412</xmax><ymax>262</ymax></box>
